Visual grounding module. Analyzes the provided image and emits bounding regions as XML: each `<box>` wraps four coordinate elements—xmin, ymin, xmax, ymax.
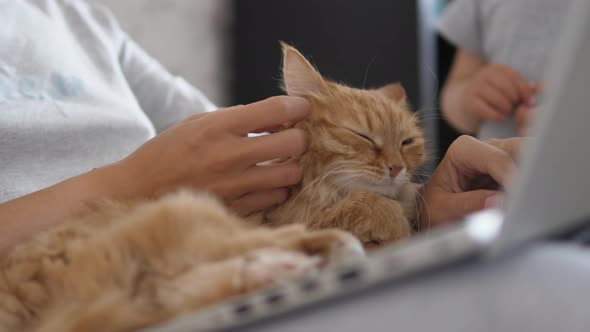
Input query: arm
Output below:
<box><xmin>0</xmin><ymin>165</ymin><xmax>131</xmax><ymax>256</ymax></box>
<box><xmin>440</xmin><ymin>49</ymin><xmax>487</xmax><ymax>134</ymax></box>
<box><xmin>0</xmin><ymin>97</ymin><xmax>311</xmax><ymax>256</ymax></box>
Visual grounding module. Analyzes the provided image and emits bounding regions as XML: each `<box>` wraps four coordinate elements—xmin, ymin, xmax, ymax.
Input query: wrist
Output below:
<box><xmin>86</xmin><ymin>160</ymin><xmax>143</xmax><ymax>201</ymax></box>
<box><xmin>442</xmin><ymin>81</ymin><xmax>481</xmax><ymax>134</ymax></box>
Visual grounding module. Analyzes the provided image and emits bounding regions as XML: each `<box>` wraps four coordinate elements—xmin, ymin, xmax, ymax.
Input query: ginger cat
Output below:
<box><xmin>0</xmin><ymin>191</ymin><xmax>362</xmax><ymax>331</ymax></box>
<box><xmin>260</xmin><ymin>44</ymin><xmax>426</xmax><ymax>247</ymax></box>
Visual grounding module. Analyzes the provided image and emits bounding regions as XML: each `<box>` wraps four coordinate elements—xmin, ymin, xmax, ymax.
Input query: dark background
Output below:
<box><xmin>230</xmin><ymin>0</ymin><xmax>460</xmax><ymax>165</ymax></box>
<box><xmin>436</xmin><ymin>34</ymin><xmax>461</xmax><ymax>159</ymax></box>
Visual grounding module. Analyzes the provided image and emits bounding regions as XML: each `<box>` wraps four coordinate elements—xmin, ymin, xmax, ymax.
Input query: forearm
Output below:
<box><xmin>441</xmin><ymin>80</ymin><xmax>481</xmax><ymax>134</ymax></box>
<box><xmin>0</xmin><ymin>163</ymin><xmax>131</xmax><ymax>255</ymax></box>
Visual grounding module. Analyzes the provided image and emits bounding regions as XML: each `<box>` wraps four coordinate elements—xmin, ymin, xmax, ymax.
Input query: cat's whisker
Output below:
<box><xmin>421</xmin><ymin>64</ymin><xmax>441</xmax><ymax>100</ymax></box>
<box><xmin>293</xmin><ymin>163</ymin><xmax>367</xmax><ymax>221</ymax></box>
<box><xmin>288</xmin><ymin>163</ymin><xmax>359</xmax><ymax>210</ymax></box>
<box><xmin>362</xmin><ymin>55</ymin><xmax>378</xmax><ymax>89</ymax></box>
<box><xmin>302</xmin><ymin>171</ymin><xmax>344</xmax><ymax>223</ymax></box>
<box><xmin>417</xmin><ymin>115</ymin><xmax>446</xmax><ymax>121</ymax></box>
<box><xmin>416</xmin><ymin>116</ymin><xmax>446</xmax><ymax>123</ymax></box>
<box><xmin>412</xmin><ymin>172</ymin><xmax>433</xmax><ymax>179</ymax></box>
<box><xmin>415</xmin><ymin>106</ymin><xmax>442</xmax><ymax>112</ymax></box>
<box><xmin>414</xmin><ymin>178</ymin><xmax>431</xmax><ymax>232</ymax></box>
<box><xmin>330</xmin><ymin>173</ymin><xmax>376</xmax><ymax>191</ymax></box>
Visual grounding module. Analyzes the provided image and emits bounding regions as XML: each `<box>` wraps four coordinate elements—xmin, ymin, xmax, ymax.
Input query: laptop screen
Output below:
<box><xmin>495</xmin><ymin>0</ymin><xmax>590</xmax><ymax>251</ymax></box>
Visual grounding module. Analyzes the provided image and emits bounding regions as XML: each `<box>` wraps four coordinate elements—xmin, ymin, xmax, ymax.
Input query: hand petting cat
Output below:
<box><xmin>116</xmin><ymin>96</ymin><xmax>311</xmax><ymax>215</ymax></box>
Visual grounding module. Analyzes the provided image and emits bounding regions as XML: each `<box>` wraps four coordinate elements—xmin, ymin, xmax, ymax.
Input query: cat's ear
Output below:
<box><xmin>379</xmin><ymin>83</ymin><xmax>406</xmax><ymax>103</ymax></box>
<box><xmin>281</xmin><ymin>42</ymin><xmax>328</xmax><ymax>97</ymax></box>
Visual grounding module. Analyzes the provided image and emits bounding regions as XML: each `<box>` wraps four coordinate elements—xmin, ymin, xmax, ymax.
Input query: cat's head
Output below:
<box><xmin>281</xmin><ymin>43</ymin><xmax>426</xmax><ymax>198</ymax></box>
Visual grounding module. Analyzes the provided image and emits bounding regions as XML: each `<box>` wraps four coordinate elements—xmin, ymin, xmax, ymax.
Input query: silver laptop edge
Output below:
<box><xmin>145</xmin><ymin>210</ymin><xmax>503</xmax><ymax>332</ymax></box>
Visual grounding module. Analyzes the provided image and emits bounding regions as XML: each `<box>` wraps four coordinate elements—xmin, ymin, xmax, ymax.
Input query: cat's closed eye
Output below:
<box><xmin>402</xmin><ymin>138</ymin><xmax>414</xmax><ymax>146</ymax></box>
<box><xmin>346</xmin><ymin>128</ymin><xmax>377</xmax><ymax>148</ymax></box>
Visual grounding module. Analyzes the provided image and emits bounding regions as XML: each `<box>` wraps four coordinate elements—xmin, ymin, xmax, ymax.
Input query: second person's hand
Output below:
<box><xmin>463</xmin><ymin>64</ymin><xmax>536</xmax><ymax>122</ymax></box>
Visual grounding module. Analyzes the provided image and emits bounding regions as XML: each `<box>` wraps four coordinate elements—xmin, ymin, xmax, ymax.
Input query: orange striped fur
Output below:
<box><xmin>261</xmin><ymin>44</ymin><xmax>427</xmax><ymax>247</ymax></box>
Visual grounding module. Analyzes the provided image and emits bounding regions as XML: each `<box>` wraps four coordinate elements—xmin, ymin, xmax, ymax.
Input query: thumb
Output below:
<box><xmin>445</xmin><ymin>190</ymin><xmax>499</xmax><ymax>220</ymax></box>
<box><xmin>532</xmin><ymin>81</ymin><xmax>545</xmax><ymax>93</ymax></box>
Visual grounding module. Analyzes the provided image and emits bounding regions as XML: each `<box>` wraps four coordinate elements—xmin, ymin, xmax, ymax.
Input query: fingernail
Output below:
<box><xmin>285</xmin><ymin>97</ymin><xmax>311</xmax><ymax>117</ymax></box>
<box><xmin>485</xmin><ymin>194</ymin><xmax>504</xmax><ymax>209</ymax></box>
<box><xmin>527</xmin><ymin>96</ymin><xmax>537</xmax><ymax>107</ymax></box>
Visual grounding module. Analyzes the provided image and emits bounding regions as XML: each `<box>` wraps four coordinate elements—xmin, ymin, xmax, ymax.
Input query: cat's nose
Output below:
<box><xmin>388</xmin><ymin>165</ymin><xmax>403</xmax><ymax>178</ymax></box>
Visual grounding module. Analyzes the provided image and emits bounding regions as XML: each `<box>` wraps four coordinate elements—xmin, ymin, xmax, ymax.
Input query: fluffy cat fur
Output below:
<box><xmin>0</xmin><ymin>191</ymin><xmax>362</xmax><ymax>331</ymax></box>
<box><xmin>259</xmin><ymin>44</ymin><xmax>426</xmax><ymax>247</ymax></box>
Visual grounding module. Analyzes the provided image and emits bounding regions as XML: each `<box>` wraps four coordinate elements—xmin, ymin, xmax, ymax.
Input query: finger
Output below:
<box><xmin>485</xmin><ymin>72</ymin><xmax>520</xmax><ymax>103</ymax></box>
<box><xmin>252</xmin><ymin>121</ymin><xmax>301</xmax><ymax>134</ymax></box>
<box><xmin>214</xmin><ymin>96</ymin><xmax>311</xmax><ymax>135</ymax></box>
<box><xmin>442</xmin><ymin>189</ymin><xmax>500</xmax><ymax>221</ymax></box>
<box><xmin>472</xmin><ymin>99</ymin><xmax>505</xmax><ymax>121</ymax></box>
<box><xmin>240</xmin><ymin>128</ymin><xmax>307</xmax><ymax>165</ymax></box>
<box><xmin>229</xmin><ymin>188</ymin><xmax>289</xmax><ymax>216</ymax></box>
<box><xmin>251</xmin><ymin>124</ymin><xmax>286</xmax><ymax>133</ymax></box>
<box><xmin>478</xmin><ymin>86</ymin><xmax>514</xmax><ymax>115</ymax></box>
<box><xmin>525</xmin><ymin>82</ymin><xmax>543</xmax><ymax>107</ymax></box>
<box><xmin>449</xmin><ymin>136</ymin><xmax>516</xmax><ymax>188</ymax></box>
<box><xmin>514</xmin><ymin>106</ymin><xmax>529</xmax><ymax>136</ymax></box>
<box><xmin>532</xmin><ymin>81</ymin><xmax>545</xmax><ymax>94</ymax></box>
<box><xmin>515</xmin><ymin>105</ymin><xmax>528</xmax><ymax>120</ymax></box>
<box><xmin>526</xmin><ymin>96</ymin><xmax>537</xmax><ymax>108</ymax></box>
<box><xmin>484</xmin><ymin>193</ymin><xmax>505</xmax><ymax>209</ymax></box>
<box><xmin>486</xmin><ymin>137</ymin><xmax>525</xmax><ymax>158</ymax></box>
<box><xmin>500</xmin><ymin>67</ymin><xmax>534</xmax><ymax>103</ymax></box>
<box><xmin>213</xmin><ymin>161</ymin><xmax>303</xmax><ymax>200</ymax></box>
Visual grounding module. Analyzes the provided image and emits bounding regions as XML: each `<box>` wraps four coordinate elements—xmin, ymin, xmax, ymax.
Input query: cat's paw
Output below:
<box><xmin>325</xmin><ymin>231</ymin><xmax>366</xmax><ymax>265</ymax></box>
<box><xmin>285</xmin><ymin>229</ymin><xmax>365</xmax><ymax>266</ymax></box>
<box><xmin>239</xmin><ymin>249</ymin><xmax>320</xmax><ymax>291</ymax></box>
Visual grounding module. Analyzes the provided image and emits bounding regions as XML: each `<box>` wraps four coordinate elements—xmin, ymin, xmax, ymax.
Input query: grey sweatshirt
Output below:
<box><xmin>0</xmin><ymin>0</ymin><xmax>216</xmax><ymax>203</ymax></box>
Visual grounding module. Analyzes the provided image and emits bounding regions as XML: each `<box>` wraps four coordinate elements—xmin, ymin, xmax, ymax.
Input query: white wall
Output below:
<box><xmin>94</xmin><ymin>0</ymin><xmax>231</xmax><ymax>106</ymax></box>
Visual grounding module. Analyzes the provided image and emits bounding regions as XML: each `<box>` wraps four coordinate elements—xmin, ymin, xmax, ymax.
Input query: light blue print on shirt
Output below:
<box><xmin>48</xmin><ymin>72</ymin><xmax>85</xmax><ymax>117</ymax></box>
<box><xmin>0</xmin><ymin>77</ymin><xmax>20</xmax><ymax>103</ymax></box>
<box><xmin>0</xmin><ymin>78</ymin><xmax>10</xmax><ymax>101</ymax></box>
<box><xmin>0</xmin><ymin>71</ymin><xmax>85</xmax><ymax>117</ymax></box>
<box><xmin>48</xmin><ymin>72</ymin><xmax>84</xmax><ymax>100</ymax></box>
<box><xmin>19</xmin><ymin>76</ymin><xmax>45</xmax><ymax>100</ymax></box>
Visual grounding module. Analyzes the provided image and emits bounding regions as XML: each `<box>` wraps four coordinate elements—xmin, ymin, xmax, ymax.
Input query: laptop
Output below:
<box><xmin>145</xmin><ymin>0</ymin><xmax>590</xmax><ymax>330</ymax></box>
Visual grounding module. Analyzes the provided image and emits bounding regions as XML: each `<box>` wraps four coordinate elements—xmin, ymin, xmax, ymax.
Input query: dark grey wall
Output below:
<box><xmin>231</xmin><ymin>0</ymin><xmax>419</xmax><ymax>108</ymax></box>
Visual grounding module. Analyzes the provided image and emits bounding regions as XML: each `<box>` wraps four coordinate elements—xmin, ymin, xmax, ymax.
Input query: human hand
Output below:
<box><xmin>515</xmin><ymin>105</ymin><xmax>532</xmax><ymax>136</ymax></box>
<box><xmin>463</xmin><ymin>64</ymin><xmax>536</xmax><ymax>122</ymax></box>
<box><xmin>515</xmin><ymin>82</ymin><xmax>543</xmax><ymax>136</ymax></box>
<box><xmin>418</xmin><ymin>136</ymin><xmax>522</xmax><ymax>229</ymax></box>
<box><xmin>111</xmin><ymin>96</ymin><xmax>311</xmax><ymax>216</ymax></box>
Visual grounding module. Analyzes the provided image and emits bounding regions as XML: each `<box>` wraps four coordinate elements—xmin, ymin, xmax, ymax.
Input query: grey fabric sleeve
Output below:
<box><xmin>118</xmin><ymin>37</ymin><xmax>217</xmax><ymax>134</ymax></box>
<box><xmin>66</xmin><ymin>0</ymin><xmax>217</xmax><ymax>134</ymax></box>
<box><xmin>437</xmin><ymin>0</ymin><xmax>484</xmax><ymax>56</ymax></box>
